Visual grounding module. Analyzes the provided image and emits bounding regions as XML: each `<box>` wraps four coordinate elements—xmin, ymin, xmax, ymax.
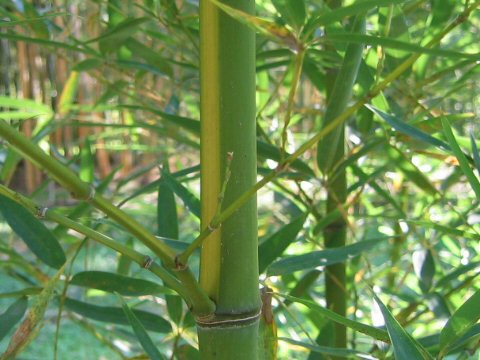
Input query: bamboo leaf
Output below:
<box><xmin>0</xmin><ymin>13</ymin><xmax>65</xmax><ymax>28</ymax></box>
<box><xmin>442</xmin><ymin>118</ymin><xmax>480</xmax><ymax>199</ymax></box>
<box><xmin>70</xmin><ymin>271</ymin><xmax>174</xmax><ymax>296</ymax></box>
<box><xmin>435</xmin><ymin>261</ymin><xmax>480</xmax><ymax>289</ymax></box>
<box><xmin>278</xmin><ymin>294</ymin><xmax>390</xmax><ymax>342</ymax></box>
<box><xmin>72</xmin><ymin>58</ymin><xmax>103</xmax><ymax>72</ymax></box>
<box><xmin>0</xmin><ymin>297</ymin><xmax>28</xmax><ymax>342</ymax></box>
<box><xmin>258</xmin><ymin>214</ymin><xmax>306</xmax><ymax>274</ymax></box>
<box><xmin>372</xmin><ymin>293</ymin><xmax>431</xmax><ymax>359</ymax></box>
<box><xmin>439</xmin><ymin>288</ymin><xmax>480</xmax><ymax>356</ymax></box>
<box><xmin>271</xmin><ymin>0</ymin><xmax>306</xmax><ymax>29</ymax></box>
<box><xmin>308</xmin><ymin>0</ymin><xmax>405</xmax><ymax>29</ymax></box>
<box><xmin>327</xmin><ymin>33</ymin><xmax>480</xmax><ymax>60</ymax></box>
<box><xmin>0</xmin><ymin>195</ymin><xmax>66</xmax><ymax>269</ymax></box>
<box><xmin>278</xmin><ymin>338</ymin><xmax>376</xmax><ymax>359</ymax></box>
<box><xmin>161</xmin><ymin>171</ymin><xmax>200</xmax><ymax>219</ymax></box>
<box><xmin>64</xmin><ymin>298</ymin><xmax>172</xmax><ymax>333</ymax></box>
<box><xmin>317</xmin><ymin>15</ymin><xmax>366</xmax><ymax>172</ymax></box>
<box><xmin>470</xmin><ymin>132</ymin><xmax>480</xmax><ymax>174</ymax></box>
<box><xmin>119</xmin><ymin>297</ymin><xmax>165</xmax><ymax>360</ymax></box>
<box><xmin>87</xmin><ymin>17</ymin><xmax>150</xmax><ymax>53</ymax></box>
<box><xmin>158</xmin><ymin>168</ymin><xmax>179</xmax><ymax>239</ymax></box>
<box><xmin>268</xmin><ymin>237</ymin><xmax>388</xmax><ymax>276</ymax></box>
<box><xmin>366</xmin><ymin>105</ymin><xmax>450</xmax><ymax>150</ymax></box>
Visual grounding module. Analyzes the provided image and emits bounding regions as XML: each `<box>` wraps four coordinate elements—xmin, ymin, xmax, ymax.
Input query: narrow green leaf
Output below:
<box><xmin>366</xmin><ymin>105</ymin><xmax>450</xmax><ymax>150</ymax></box>
<box><xmin>439</xmin><ymin>288</ymin><xmax>480</xmax><ymax>356</ymax></box>
<box><xmin>327</xmin><ymin>33</ymin><xmax>480</xmax><ymax>60</ymax></box>
<box><xmin>0</xmin><ymin>32</ymin><xmax>97</xmax><ymax>55</ymax></box>
<box><xmin>272</xmin><ymin>0</ymin><xmax>306</xmax><ymax>29</ymax></box>
<box><xmin>309</xmin><ymin>0</ymin><xmax>404</xmax><ymax>29</ymax></box>
<box><xmin>258</xmin><ymin>214</ymin><xmax>306</xmax><ymax>274</ymax></box>
<box><xmin>0</xmin><ymin>13</ymin><xmax>65</xmax><ymax>28</ymax></box>
<box><xmin>436</xmin><ymin>261</ymin><xmax>480</xmax><ymax>289</ymax></box>
<box><xmin>64</xmin><ymin>298</ymin><xmax>172</xmax><ymax>333</ymax></box>
<box><xmin>442</xmin><ymin>118</ymin><xmax>480</xmax><ymax>200</ymax></box>
<box><xmin>88</xmin><ymin>17</ymin><xmax>150</xmax><ymax>53</ymax></box>
<box><xmin>72</xmin><ymin>58</ymin><xmax>103</xmax><ymax>71</ymax></box>
<box><xmin>279</xmin><ymin>338</ymin><xmax>376</xmax><ymax>359</ymax></box>
<box><xmin>166</xmin><ymin>295</ymin><xmax>183</xmax><ymax>325</ymax></box>
<box><xmin>0</xmin><ymin>297</ymin><xmax>28</xmax><ymax>342</ymax></box>
<box><xmin>158</xmin><ymin>167</ymin><xmax>179</xmax><ymax>239</ymax></box>
<box><xmin>0</xmin><ymin>195</ymin><xmax>66</xmax><ymax>269</ymax></box>
<box><xmin>70</xmin><ymin>271</ymin><xmax>173</xmax><ymax>296</ymax></box>
<box><xmin>0</xmin><ymin>288</ymin><xmax>42</xmax><ymax>299</ymax></box>
<box><xmin>268</xmin><ymin>237</ymin><xmax>388</xmax><ymax>276</ymax></box>
<box><xmin>470</xmin><ymin>132</ymin><xmax>480</xmax><ymax>174</ymax></box>
<box><xmin>79</xmin><ymin>137</ymin><xmax>94</xmax><ymax>183</ymax></box>
<box><xmin>373</xmin><ymin>293</ymin><xmax>431</xmax><ymax>359</ymax></box>
<box><xmin>161</xmin><ymin>172</ymin><xmax>200</xmax><ymax>219</ymax></box>
<box><xmin>278</xmin><ymin>294</ymin><xmax>389</xmax><ymax>342</ymax></box>
<box><xmin>387</xmin><ymin>146</ymin><xmax>438</xmax><ymax>195</ymax></box>
<box><xmin>119</xmin><ymin>297</ymin><xmax>165</xmax><ymax>360</ymax></box>
<box><xmin>124</xmin><ymin>38</ymin><xmax>173</xmax><ymax>77</ymax></box>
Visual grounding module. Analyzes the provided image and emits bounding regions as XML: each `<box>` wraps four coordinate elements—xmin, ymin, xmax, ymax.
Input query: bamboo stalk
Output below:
<box><xmin>199</xmin><ymin>0</ymin><xmax>261</xmax><ymax>357</ymax></box>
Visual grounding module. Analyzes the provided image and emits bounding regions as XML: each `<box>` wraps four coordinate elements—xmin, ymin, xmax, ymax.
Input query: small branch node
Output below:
<box><xmin>142</xmin><ymin>256</ymin><xmax>154</xmax><ymax>270</ymax></box>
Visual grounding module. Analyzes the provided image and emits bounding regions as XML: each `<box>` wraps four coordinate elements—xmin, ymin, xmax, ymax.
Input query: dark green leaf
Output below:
<box><xmin>64</xmin><ymin>298</ymin><xmax>171</xmax><ymax>333</ymax></box>
<box><xmin>268</xmin><ymin>237</ymin><xmax>388</xmax><ymax>276</ymax></box>
<box><xmin>73</xmin><ymin>59</ymin><xmax>103</xmax><ymax>72</ymax></box>
<box><xmin>272</xmin><ymin>0</ymin><xmax>306</xmax><ymax>29</ymax></box>
<box><xmin>327</xmin><ymin>33</ymin><xmax>480</xmax><ymax>60</ymax></box>
<box><xmin>161</xmin><ymin>172</ymin><xmax>200</xmax><ymax>219</ymax></box>
<box><xmin>70</xmin><ymin>271</ymin><xmax>173</xmax><ymax>296</ymax></box>
<box><xmin>309</xmin><ymin>0</ymin><xmax>405</xmax><ymax>29</ymax></box>
<box><xmin>366</xmin><ymin>105</ymin><xmax>450</xmax><ymax>150</ymax></box>
<box><xmin>373</xmin><ymin>293</ymin><xmax>431</xmax><ymax>359</ymax></box>
<box><xmin>279</xmin><ymin>338</ymin><xmax>375</xmax><ymax>359</ymax></box>
<box><xmin>0</xmin><ymin>195</ymin><xmax>66</xmax><ymax>269</ymax></box>
<box><xmin>119</xmin><ymin>297</ymin><xmax>165</xmax><ymax>360</ymax></box>
<box><xmin>470</xmin><ymin>132</ymin><xmax>480</xmax><ymax>174</ymax></box>
<box><xmin>0</xmin><ymin>297</ymin><xmax>28</xmax><ymax>342</ymax></box>
<box><xmin>158</xmin><ymin>167</ymin><xmax>179</xmax><ymax>239</ymax></box>
<box><xmin>442</xmin><ymin>118</ymin><xmax>480</xmax><ymax>199</ymax></box>
<box><xmin>412</xmin><ymin>249</ymin><xmax>435</xmax><ymax>293</ymax></box>
<box><xmin>166</xmin><ymin>295</ymin><xmax>183</xmax><ymax>325</ymax></box>
<box><xmin>258</xmin><ymin>214</ymin><xmax>306</xmax><ymax>274</ymax></box>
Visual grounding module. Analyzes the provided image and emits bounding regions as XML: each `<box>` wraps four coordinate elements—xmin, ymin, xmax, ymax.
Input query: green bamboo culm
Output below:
<box><xmin>316</xmin><ymin>14</ymin><xmax>366</xmax><ymax>356</ymax></box>
<box><xmin>199</xmin><ymin>0</ymin><xmax>261</xmax><ymax>358</ymax></box>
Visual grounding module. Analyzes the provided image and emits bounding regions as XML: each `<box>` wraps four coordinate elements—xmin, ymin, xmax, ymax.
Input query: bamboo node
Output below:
<box><xmin>142</xmin><ymin>256</ymin><xmax>154</xmax><ymax>270</ymax></box>
<box><xmin>36</xmin><ymin>206</ymin><xmax>48</xmax><ymax>219</ymax></box>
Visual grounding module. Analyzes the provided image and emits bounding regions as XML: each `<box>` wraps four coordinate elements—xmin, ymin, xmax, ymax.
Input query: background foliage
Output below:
<box><xmin>0</xmin><ymin>0</ymin><xmax>479</xmax><ymax>359</ymax></box>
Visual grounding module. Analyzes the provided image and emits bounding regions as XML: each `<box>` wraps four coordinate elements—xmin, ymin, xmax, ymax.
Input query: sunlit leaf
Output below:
<box><xmin>372</xmin><ymin>293</ymin><xmax>431</xmax><ymax>359</ymax></box>
<box><xmin>119</xmin><ymin>296</ymin><xmax>165</xmax><ymax>360</ymax></box>
<box><xmin>442</xmin><ymin>118</ymin><xmax>480</xmax><ymax>199</ymax></box>
<box><xmin>439</xmin><ymin>288</ymin><xmax>480</xmax><ymax>356</ymax></box>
